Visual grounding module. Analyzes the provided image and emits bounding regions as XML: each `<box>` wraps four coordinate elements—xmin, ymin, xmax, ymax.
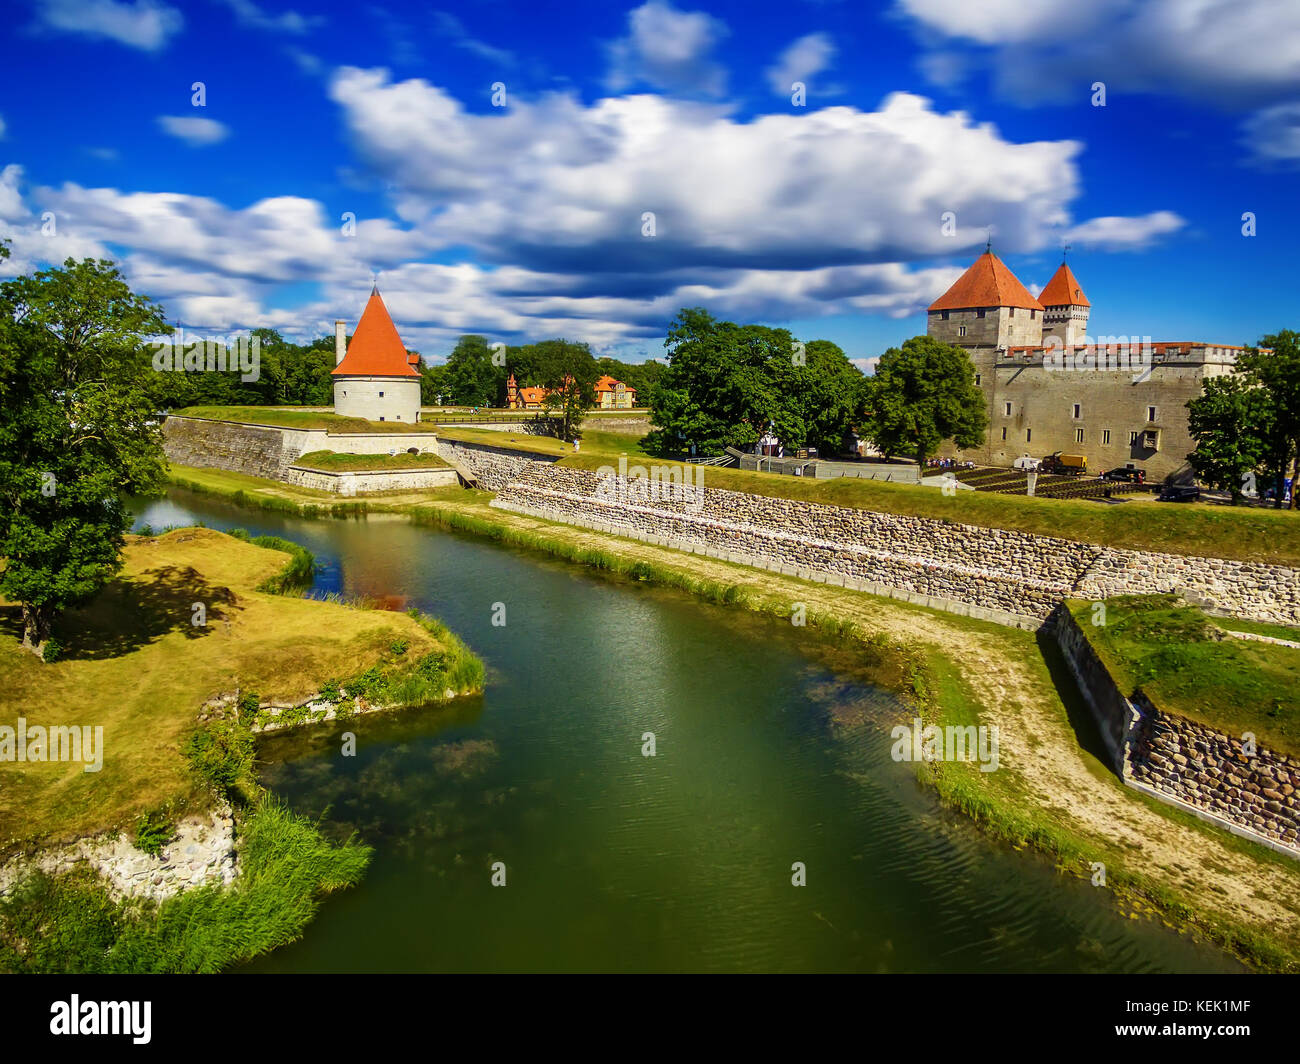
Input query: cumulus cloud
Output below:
<box><xmin>215</xmin><ymin>0</ymin><xmax>322</xmax><ymax>34</ymax></box>
<box><xmin>32</xmin><ymin>0</ymin><xmax>182</xmax><ymax>51</ymax></box>
<box><xmin>157</xmin><ymin>115</ymin><xmax>230</xmax><ymax>146</ymax></box>
<box><xmin>1</xmin><ymin>70</ymin><xmax>1186</xmax><ymax>354</ymax></box>
<box><xmin>605</xmin><ymin>0</ymin><xmax>729</xmax><ymax>97</ymax></box>
<box><xmin>765</xmin><ymin>32</ymin><xmax>836</xmax><ymax>97</ymax></box>
<box><xmin>899</xmin><ymin>0</ymin><xmax>1300</xmax><ymax>107</ymax></box>
<box><xmin>331</xmin><ymin>69</ymin><xmax>1110</xmax><ymax>279</ymax></box>
<box><xmin>1241</xmin><ymin>101</ymin><xmax>1300</xmax><ymax>164</ymax></box>
<box><xmin>1063</xmin><ymin>210</ymin><xmax>1186</xmax><ymax>251</ymax></box>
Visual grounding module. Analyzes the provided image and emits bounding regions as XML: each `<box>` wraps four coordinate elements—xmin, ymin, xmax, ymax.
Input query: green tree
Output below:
<box><xmin>1187</xmin><ymin>376</ymin><xmax>1277</xmax><ymax>504</ymax></box>
<box><xmin>535</xmin><ymin>339</ymin><xmax>598</xmax><ymax>439</ymax></box>
<box><xmin>863</xmin><ymin>335</ymin><xmax>987</xmax><ymax>467</ymax></box>
<box><xmin>644</xmin><ymin>308</ymin><xmax>863</xmax><ymax>458</ymax></box>
<box><xmin>0</xmin><ymin>254</ymin><xmax>169</xmax><ymax>658</ymax></box>
<box><xmin>443</xmin><ymin>335</ymin><xmax>500</xmax><ymax>406</ymax></box>
<box><xmin>1239</xmin><ymin>331</ymin><xmax>1300</xmax><ymax>509</ymax></box>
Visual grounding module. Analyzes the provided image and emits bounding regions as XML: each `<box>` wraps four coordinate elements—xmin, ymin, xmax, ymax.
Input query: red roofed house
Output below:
<box><xmin>332</xmin><ymin>285</ymin><xmax>422</xmax><ymax>423</ymax></box>
<box><xmin>593</xmin><ymin>374</ymin><xmax>636</xmax><ymax>409</ymax></box>
<box><xmin>506</xmin><ymin>372</ymin><xmax>636</xmax><ymax>410</ymax></box>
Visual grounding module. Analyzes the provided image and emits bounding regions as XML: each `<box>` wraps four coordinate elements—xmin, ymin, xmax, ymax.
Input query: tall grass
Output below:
<box><xmin>0</xmin><ymin>800</ymin><xmax>370</xmax><ymax>973</ymax></box>
<box><xmin>165</xmin><ymin>472</ymin><xmax>369</xmax><ymax>519</ymax></box>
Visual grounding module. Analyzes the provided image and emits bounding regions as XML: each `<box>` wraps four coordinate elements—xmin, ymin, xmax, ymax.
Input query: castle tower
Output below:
<box><xmin>507</xmin><ymin>373</ymin><xmax>519</xmax><ymax>409</ymax></box>
<box><xmin>331</xmin><ymin>285</ymin><xmax>422</xmax><ymax>423</ymax></box>
<box><xmin>1038</xmin><ymin>260</ymin><xmax>1089</xmax><ymax>347</ymax></box>
<box><xmin>926</xmin><ymin>250</ymin><xmax>1044</xmax><ymax>351</ymax></box>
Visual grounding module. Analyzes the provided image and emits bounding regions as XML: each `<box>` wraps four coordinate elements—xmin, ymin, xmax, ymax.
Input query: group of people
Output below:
<box><xmin>925</xmin><ymin>456</ymin><xmax>976</xmax><ymax>470</ymax></box>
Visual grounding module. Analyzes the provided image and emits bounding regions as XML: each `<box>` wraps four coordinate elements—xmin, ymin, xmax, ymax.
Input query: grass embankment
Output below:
<box><xmin>0</xmin><ymin>527</ymin><xmax>484</xmax><ymax>972</ymax></box>
<box><xmin>554</xmin><ymin>450</ymin><xmax>1300</xmax><ymax>567</ymax></box>
<box><xmin>406</xmin><ymin>493</ymin><xmax>1300</xmax><ymax>971</ymax></box>
<box><xmin>174</xmin><ymin>406</ymin><xmax>440</xmax><ymax>433</ymax></box>
<box><xmin>1070</xmin><ymin>595</ymin><xmax>1300</xmax><ymax>758</ymax></box>
<box><xmin>293</xmin><ymin>449</ymin><xmax>449</xmax><ymax>471</ymax></box>
<box><xmin>165</xmin><ymin>463</ymin><xmax>480</xmax><ymax>516</ymax></box>
<box><xmin>0</xmin><ymin>527</ymin><xmax>479</xmax><ymax>855</ymax></box>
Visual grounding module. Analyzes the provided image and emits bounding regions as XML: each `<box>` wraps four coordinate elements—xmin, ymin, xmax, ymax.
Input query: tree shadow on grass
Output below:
<box><xmin>0</xmin><ymin>565</ymin><xmax>242</xmax><ymax>662</ymax></box>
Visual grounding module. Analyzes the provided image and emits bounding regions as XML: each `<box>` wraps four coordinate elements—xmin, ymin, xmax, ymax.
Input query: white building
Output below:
<box><xmin>332</xmin><ymin>286</ymin><xmax>422</xmax><ymax>423</ymax></box>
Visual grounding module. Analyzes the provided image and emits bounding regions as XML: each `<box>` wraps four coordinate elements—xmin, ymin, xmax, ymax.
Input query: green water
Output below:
<box><xmin>130</xmin><ymin>490</ymin><xmax>1243</xmax><ymax>973</ymax></box>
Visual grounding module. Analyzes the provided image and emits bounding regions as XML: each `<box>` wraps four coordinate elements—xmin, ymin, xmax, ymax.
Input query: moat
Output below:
<box><xmin>130</xmin><ymin>489</ymin><xmax>1243</xmax><ymax>973</ymax></box>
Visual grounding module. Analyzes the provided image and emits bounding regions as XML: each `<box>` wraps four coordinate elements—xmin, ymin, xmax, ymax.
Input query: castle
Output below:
<box><xmin>927</xmin><ymin>251</ymin><xmax>1250</xmax><ymax>479</ymax></box>
<box><xmin>332</xmin><ymin>286</ymin><xmax>422</xmax><ymax>423</ymax></box>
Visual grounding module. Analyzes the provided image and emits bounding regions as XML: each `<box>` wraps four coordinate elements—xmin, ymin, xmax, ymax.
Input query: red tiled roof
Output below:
<box><xmin>332</xmin><ymin>287</ymin><xmax>420</xmax><ymax>377</ymax></box>
<box><xmin>1038</xmin><ymin>262</ymin><xmax>1089</xmax><ymax>307</ymax></box>
<box><xmin>593</xmin><ymin>374</ymin><xmax>634</xmax><ymax>395</ymax></box>
<box><xmin>928</xmin><ymin>251</ymin><xmax>1043</xmax><ymax>312</ymax></box>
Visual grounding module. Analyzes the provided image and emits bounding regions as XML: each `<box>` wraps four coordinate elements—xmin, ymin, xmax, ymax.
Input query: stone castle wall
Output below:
<box><xmin>491</xmin><ymin>463</ymin><xmax>1300</xmax><ymax>626</ymax></box>
<box><xmin>433</xmin><ymin>438</ymin><xmax>560</xmax><ymax>491</ymax></box>
<box><xmin>286</xmin><ymin>465</ymin><xmax>459</xmax><ymax>494</ymax></box>
<box><xmin>163</xmin><ymin>415</ymin><xmax>445</xmax><ymax>481</ymax></box>
<box><xmin>1054</xmin><ymin>608</ymin><xmax>1300</xmax><ymax>858</ymax></box>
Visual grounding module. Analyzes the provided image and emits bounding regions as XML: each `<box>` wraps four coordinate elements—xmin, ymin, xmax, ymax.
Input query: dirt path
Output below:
<box><xmin>429</xmin><ymin>498</ymin><xmax>1300</xmax><ymax>951</ymax></box>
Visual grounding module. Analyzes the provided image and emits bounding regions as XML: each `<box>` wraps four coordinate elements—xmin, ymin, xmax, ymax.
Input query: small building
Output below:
<box><xmin>593</xmin><ymin>374</ymin><xmax>636</xmax><ymax>409</ymax></box>
<box><xmin>506</xmin><ymin>372</ymin><xmax>636</xmax><ymax>410</ymax></box>
<box><xmin>332</xmin><ymin>286</ymin><xmax>422</xmax><ymax>423</ymax></box>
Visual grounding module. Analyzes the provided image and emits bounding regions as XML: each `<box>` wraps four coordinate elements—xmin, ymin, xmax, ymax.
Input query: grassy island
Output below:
<box><xmin>0</xmin><ymin>528</ymin><xmax>484</xmax><ymax>972</ymax></box>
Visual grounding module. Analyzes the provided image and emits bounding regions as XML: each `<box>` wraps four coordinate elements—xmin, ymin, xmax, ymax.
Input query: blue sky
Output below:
<box><xmin>1</xmin><ymin>0</ymin><xmax>1297</xmax><ymax>368</ymax></box>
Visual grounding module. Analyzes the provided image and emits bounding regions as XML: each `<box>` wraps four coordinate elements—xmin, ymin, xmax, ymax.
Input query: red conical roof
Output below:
<box><xmin>1038</xmin><ymin>261</ymin><xmax>1089</xmax><ymax>307</ymax></box>
<box><xmin>332</xmin><ymin>287</ymin><xmax>420</xmax><ymax>377</ymax></box>
<box><xmin>928</xmin><ymin>251</ymin><xmax>1043</xmax><ymax>312</ymax></box>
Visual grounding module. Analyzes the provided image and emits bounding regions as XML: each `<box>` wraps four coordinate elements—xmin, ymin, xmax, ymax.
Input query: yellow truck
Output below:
<box><xmin>1040</xmin><ymin>451</ymin><xmax>1088</xmax><ymax>476</ymax></box>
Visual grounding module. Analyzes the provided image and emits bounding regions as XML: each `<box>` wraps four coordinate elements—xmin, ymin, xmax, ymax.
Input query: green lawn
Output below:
<box><xmin>1071</xmin><ymin>595</ymin><xmax>1300</xmax><ymax>757</ymax></box>
<box><xmin>293</xmin><ymin>450</ymin><xmax>449</xmax><ymax>471</ymax></box>
<box><xmin>0</xmin><ymin>529</ymin><xmax>466</xmax><ymax>856</ymax></box>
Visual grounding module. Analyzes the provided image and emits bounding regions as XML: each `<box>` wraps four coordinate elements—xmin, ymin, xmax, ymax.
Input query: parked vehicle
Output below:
<box><xmin>1040</xmin><ymin>452</ymin><xmax>1088</xmax><ymax>475</ymax></box>
<box><xmin>1101</xmin><ymin>466</ymin><xmax>1145</xmax><ymax>484</ymax></box>
<box><xmin>1157</xmin><ymin>483</ymin><xmax>1200</xmax><ymax>503</ymax></box>
<box><xmin>1012</xmin><ymin>454</ymin><xmax>1041</xmax><ymax>471</ymax></box>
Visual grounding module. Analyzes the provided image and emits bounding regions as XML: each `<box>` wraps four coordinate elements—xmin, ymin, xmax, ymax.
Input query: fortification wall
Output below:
<box><xmin>162</xmin><ymin>416</ymin><xmax>444</xmax><ymax>480</ymax></box>
<box><xmin>433</xmin><ymin>438</ymin><xmax>560</xmax><ymax>491</ymax></box>
<box><xmin>1053</xmin><ymin>608</ymin><xmax>1300</xmax><ymax>858</ymax></box>
<box><xmin>491</xmin><ymin>463</ymin><xmax>1300</xmax><ymax>626</ymax></box>
<box><xmin>285</xmin><ymin>465</ymin><xmax>459</xmax><ymax>494</ymax></box>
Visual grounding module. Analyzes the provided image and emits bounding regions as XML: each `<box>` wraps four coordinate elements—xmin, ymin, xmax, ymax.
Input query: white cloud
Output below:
<box><xmin>157</xmin><ymin>115</ymin><xmax>230</xmax><ymax>146</ymax></box>
<box><xmin>605</xmin><ymin>0</ymin><xmax>729</xmax><ymax>97</ymax></box>
<box><xmin>1063</xmin><ymin>210</ymin><xmax>1186</xmax><ymax>251</ymax></box>
<box><xmin>0</xmin><ymin>72</ymin><xmax>1186</xmax><ymax>353</ymax></box>
<box><xmin>331</xmin><ymin>70</ymin><xmax>1112</xmax><ymax>275</ymax></box>
<box><xmin>215</xmin><ymin>0</ymin><xmax>322</xmax><ymax>34</ymax></box>
<box><xmin>899</xmin><ymin>0</ymin><xmax>1300</xmax><ymax>107</ymax></box>
<box><xmin>32</xmin><ymin>0</ymin><xmax>182</xmax><ymax>51</ymax></box>
<box><xmin>1241</xmin><ymin>101</ymin><xmax>1300</xmax><ymax>164</ymax></box>
<box><xmin>765</xmin><ymin>32</ymin><xmax>836</xmax><ymax>97</ymax></box>
<box><xmin>431</xmin><ymin>11</ymin><xmax>514</xmax><ymax>67</ymax></box>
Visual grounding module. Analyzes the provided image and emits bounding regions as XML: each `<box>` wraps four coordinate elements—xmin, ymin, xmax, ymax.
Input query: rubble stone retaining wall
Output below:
<box><xmin>0</xmin><ymin>802</ymin><xmax>236</xmax><ymax>902</ymax></box>
<box><xmin>1053</xmin><ymin>606</ymin><xmax>1300</xmax><ymax>859</ymax></box>
<box><xmin>492</xmin><ymin>463</ymin><xmax>1300</xmax><ymax>626</ymax></box>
